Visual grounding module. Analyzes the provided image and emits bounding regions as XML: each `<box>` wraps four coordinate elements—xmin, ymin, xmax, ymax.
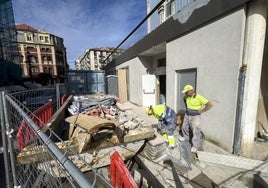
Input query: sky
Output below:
<box><xmin>12</xmin><ymin>0</ymin><xmax>147</xmax><ymax>69</ymax></box>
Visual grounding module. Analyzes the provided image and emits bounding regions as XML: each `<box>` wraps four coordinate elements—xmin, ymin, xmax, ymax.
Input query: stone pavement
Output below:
<box><xmin>122</xmin><ymin>102</ymin><xmax>268</xmax><ymax>188</ymax></box>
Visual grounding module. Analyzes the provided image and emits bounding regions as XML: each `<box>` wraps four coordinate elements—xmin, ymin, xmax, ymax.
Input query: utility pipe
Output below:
<box><xmin>233</xmin><ymin>0</ymin><xmax>267</xmax><ymax>156</ymax></box>
<box><xmin>233</xmin><ymin>64</ymin><xmax>247</xmax><ymax>155</ymax></box>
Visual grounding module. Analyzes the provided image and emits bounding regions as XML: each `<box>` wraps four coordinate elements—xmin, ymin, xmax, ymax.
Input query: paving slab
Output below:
<box><xmin>197</xmin><ymin>151</ymin><xmax>268</xmax><ymax>174</ymax></box>
<box><xmin>122</xmin><ymin>102</ymin><xmax>268</xmax><ymax>187</ymax></box>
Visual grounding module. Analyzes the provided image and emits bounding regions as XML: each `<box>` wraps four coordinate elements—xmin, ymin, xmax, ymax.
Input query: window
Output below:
<box><xmin>47</xmin><ymin>56</ymin><xmax>52</xmax><ymax>64</ymax></box>
<box><xmin>45</xmin><ymin>36</ymin><xmax>49</xmax><ymax>43</ymax></box>
<box><xmin>165</xmin><ymin>0</ymin><xmax>175</xmax><ymax>18</ymax></box>
<box><xmin>40</xmin><ymin>35</ymin><xmax>50</xmax><ymax>43</ymax></box>
<box><xmin>26</xmin><ymin>33</ymin><xmax>33</xmax><ymax>41</ymax></box>
<box><xmin>31</xmin><ymin>66</ymin><xmax>39</xmax><ymax>73</ymax></box>
<box><xmin>29</xmin><ymin>56</ymin><xmax>36</xmax><ymax>63</ymax></box>
<box><xmin>171</xmin><ymin>0</ymin><xmax>175</xmax><ymax>15</ymax></box>
<box><xmin>42</xmin><ymin>56</ymin><xmax>47</xmax><ymax>63</ymax></box>
<box><xmin>26</xmin><ymin>46</ymin><xmax>34</xmax><ymax>51</ymax></box>
<box><xmin>158</xmin><ymin>5</ymin><xmax>164</xmax><ymax>23</ymax></box>
<box><xmin>157</xmin><ymin>58</ymin><xmax>166</xmax><ymax>67</ymax></box>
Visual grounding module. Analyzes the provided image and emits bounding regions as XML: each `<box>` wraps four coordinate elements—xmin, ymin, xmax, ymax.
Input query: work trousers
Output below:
<box><xmin>158</xmin><ymin>121</ymin><xmax>176</xmax><ymax>136</ymax></box>
<box><xmin>181</xmin><ymin>114</ymin><xmax>202</xmax><ymax>149</ymax></box>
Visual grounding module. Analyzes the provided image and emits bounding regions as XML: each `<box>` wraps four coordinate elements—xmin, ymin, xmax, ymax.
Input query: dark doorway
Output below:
<box><xmin>159</xmin><ymin>75</ymin><xmax>166</xmax><ymax>104</ymax></box>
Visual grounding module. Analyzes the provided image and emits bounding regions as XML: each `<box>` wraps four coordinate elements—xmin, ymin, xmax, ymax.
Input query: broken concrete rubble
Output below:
<box><xmin>16</xmin><ymin>94</ymin><xmax>155</xmax><ymax>175</ymax></box>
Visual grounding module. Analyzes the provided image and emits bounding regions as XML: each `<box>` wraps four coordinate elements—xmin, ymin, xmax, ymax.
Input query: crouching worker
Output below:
<box><xmin>146</xmin><ymin>104</ymin><xmax>177</xmax><ymax>148</ymax></box>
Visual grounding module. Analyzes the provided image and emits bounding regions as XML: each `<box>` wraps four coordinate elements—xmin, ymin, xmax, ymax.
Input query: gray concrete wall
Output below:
<box><xmin>117</xmin><ymin>56</ymin><xmax>150</xmax><ymax>106</ymax></box>
<box><xmin>166</xmin><ymin>8</ymin><xmax>246</xmax><ymax>152</ymax></box>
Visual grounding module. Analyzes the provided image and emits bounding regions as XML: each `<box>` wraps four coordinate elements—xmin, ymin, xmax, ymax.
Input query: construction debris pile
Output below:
<box><xmin>66</xmin><ymin>94</ymin><xmax>155</xmax><ymax>143</ymax></box>
<box><xmin>17</xmin><ymin>94</ymin><xmax>155</xmax><ymax>173</ymax></box>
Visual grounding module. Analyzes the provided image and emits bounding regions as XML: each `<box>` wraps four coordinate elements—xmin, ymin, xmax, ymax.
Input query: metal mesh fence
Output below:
<box><xmin>0</xmin><ymin>88</ymin><xmax>113</xmax><ymax>188</ymax></box>
<box><xmin>9</xmin><ymin>83</ymin><xmax>67</xmax><ymax>113</ymax></box>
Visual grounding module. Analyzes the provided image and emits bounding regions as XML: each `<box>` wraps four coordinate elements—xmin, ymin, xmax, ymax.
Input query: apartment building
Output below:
<box><xmin>16</xmin><ymin>24</ymin><xmax>68</xmax><ymax>83</ymax></box>
<box><xmin>75</xmin><ymin>47</ymin><xmax>124</xmax><ymax>70</ymax></box>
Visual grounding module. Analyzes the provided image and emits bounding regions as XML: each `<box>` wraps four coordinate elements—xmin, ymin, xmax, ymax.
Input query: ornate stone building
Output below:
<box><xmin>16</xmin><ymin>24</ymin><xmax>68</xmax><ymax>83</ymax></box>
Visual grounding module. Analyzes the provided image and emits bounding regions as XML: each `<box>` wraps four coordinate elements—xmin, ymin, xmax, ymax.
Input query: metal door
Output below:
<box><xmin>177</xmin><ymin>68</ymin><xmax>197</xmax><ymax>112</ymax></box>
<box><xmin>142</xmin><ymin>75</ymin><xmax>157</xmax><ymax>107</ymax></box>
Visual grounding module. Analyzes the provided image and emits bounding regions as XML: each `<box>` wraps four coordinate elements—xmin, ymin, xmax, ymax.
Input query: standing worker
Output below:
<box><xmin>181</xmin><ymin>84</ymin><xmax>213</xmax><ymax>152</ymax></box>
<box><xmin>146</xmin><ymin>104</ymin><xmax>177</xmax><ymax>148</ymax></box>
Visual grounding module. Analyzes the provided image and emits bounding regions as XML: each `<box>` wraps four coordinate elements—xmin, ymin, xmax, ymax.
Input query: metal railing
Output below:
<box><xmin>0</xmin><ymin>87</ymin><xmax>113</xmax><ymax>187</ymax></box>
<box><xmin>8</xmin><ymin>83</ymin><xmax>67</xmax><ymax>113</ymax></box>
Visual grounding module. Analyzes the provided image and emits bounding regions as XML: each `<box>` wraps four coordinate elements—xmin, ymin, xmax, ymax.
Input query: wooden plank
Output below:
<box><xmin>123</xmin><ymin>127</ymin><xmax>155</xmax><ymax>143</ymax></box>
<box><xmin>47</xmin><ymin>95</ymin><xmax>73</xmax><ymax>131</ymax></box>
<box><xmin>38</xmin><ymin>140</ymin><xmax>145</xmax><ymax>177</ymax></box>
<box><xmin>17</xmin><ymin>140</ymin><xmax>80</xmax><ymax>164</ymax></box>
<box><xmin>65</xmin><ymin>114</ymin><xmax>117</xmax><ymax>140</ymax></box>
<box><xmin>17</xmin><ymin>125</ymin><xmax>155</xmax><ymax>165</ymax></box>
<box><xmin>118</xmin><ymin>69</ymin><xmax>128</xmax><ymax>103</ymax></box>
<box><xmin>17</xmin><ymin>114</ymin><xmax>155</xmax><ymax>164</ymax></box>
<box><xmin>65</xmin><ymin>114</ymin><xmax>118</xmax><ymax>131</ymax></box>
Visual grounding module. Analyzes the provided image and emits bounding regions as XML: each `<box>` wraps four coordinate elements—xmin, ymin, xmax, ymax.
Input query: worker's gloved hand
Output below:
<box><xmin>168</xmin><ymin>135</ymin><xmax>175</xmax><ymax>148</ymax></box>
<box><xmin>159</xmin><ymin>117</ymin><xmax>167</xmax><ymax>124</ymax></box>
<box><xmin>162</xmin><ymin>133</ymin><xmax>168</xmax><ymax>142</ymax></box>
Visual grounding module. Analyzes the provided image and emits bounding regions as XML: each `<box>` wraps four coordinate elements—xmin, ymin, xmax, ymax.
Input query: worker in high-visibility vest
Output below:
<box><xmin>181</xmin><ymin>84</ymin><xmax>213</xmax><ymax>153</ymax></box>
<box><xmin>146</xmin><ymin>104</ymin><xmax>177</xmax><ymax>147</ymax></box>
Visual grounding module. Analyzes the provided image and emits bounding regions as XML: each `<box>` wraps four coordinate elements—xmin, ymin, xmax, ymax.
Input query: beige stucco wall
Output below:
<box><xmin>166</xmin><ymin>8</ymin><xmax>246</xmax><ymax>151</ymax></box>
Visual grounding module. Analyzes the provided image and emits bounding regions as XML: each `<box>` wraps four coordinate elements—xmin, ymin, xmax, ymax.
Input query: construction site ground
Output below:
<box><xmin>117</xmin><ymin>102</ymin><xmax>268</xmax><ymax>188</ymax></box>
<box><xmin>61</xmin><ymin>101</ymin><xmax>268</xmax><ymax>188</ymax></box>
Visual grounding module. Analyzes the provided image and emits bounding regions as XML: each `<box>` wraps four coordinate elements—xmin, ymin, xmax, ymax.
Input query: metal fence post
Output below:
<box><xmin>0</xmin><ymin>92</ymin><xmax>14</xmax><ymax>187</ymax></box>
<box><xmin>56</xmin><ymin>83</ymin><xmax>60</xmax><ymax>110</ymax></box>
<box><xmin>2</xmin><ymin>92</ymin><xmax>19</xmax><ymax>187</ymax></box>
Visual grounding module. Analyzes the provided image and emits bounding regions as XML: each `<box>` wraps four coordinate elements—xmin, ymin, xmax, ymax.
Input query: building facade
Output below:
<box><xmin>0</xmin><ymin>0</ymin><xmax>18</xmax><ymax>62</ymax></box>
<box><xmin>0</xmin><ymin>0</ymin><xmax>22</xmax><ymax>85</ymax></box>
<box><xmin>104</xmin><ymin>0</ymin><xmax>268</xmax><ymax>158</ymax></box>
<box><xmin>147</xmin><ymin>0</ymin><xmax>191</xmax><ymax>32</ymax></box>
<box><xmin>16</xmin><ymin>24</ymin><xmax>68</xmax><ymax>83</ymax></box>
<box><xmin>75</xmin><ymin>47</ymin><xmax>124</xmax><ymax>70</ymax></box>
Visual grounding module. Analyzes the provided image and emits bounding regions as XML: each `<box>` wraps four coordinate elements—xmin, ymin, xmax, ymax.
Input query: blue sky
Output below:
<box><xmin>12</xmin><ymin>0</ymin><xmax>147</xmax><ymax>69</ymax></box>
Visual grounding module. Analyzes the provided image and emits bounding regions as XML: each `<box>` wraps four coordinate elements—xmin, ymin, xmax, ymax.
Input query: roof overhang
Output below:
<box><xmin>104</xmin><ymin>0</ymin><xmax>251</xmax><ymax>70</ymax></box>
